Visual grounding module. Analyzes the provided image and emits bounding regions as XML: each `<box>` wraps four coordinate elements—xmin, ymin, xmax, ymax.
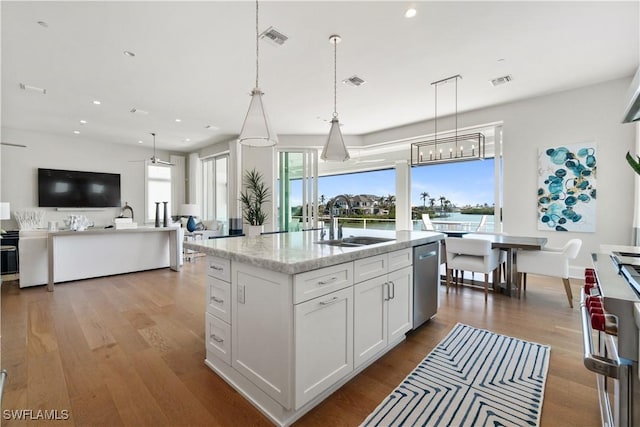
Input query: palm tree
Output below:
<box><xmin>319</xmin><ymin>194</ymin><xmax>325</xmax><ymax>205</ymax></box>
<box><xmin>429</xmin><ymin>198</ymin><xmax>436</xmax><ymax>210</ymax></box>
<box><xmin>386</xmin><ymin>194</ymin><xmax>396</xmax><ymax>206</ymax></box>
<box><xmin>420</xmin><ymin>192</ymin><xmax>430</xmax><ymax>208</ymax></box>
<box><xmin>439</xmin><ymin>196</ymin><xmax>446</xmax><ymax>213</ymax></box>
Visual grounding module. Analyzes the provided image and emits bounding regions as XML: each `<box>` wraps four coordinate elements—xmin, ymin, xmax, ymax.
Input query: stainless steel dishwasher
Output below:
<box><xmin>412</xmin><ymin>242</ymin><xmax>440</xmax><ymax>329</ymax></box>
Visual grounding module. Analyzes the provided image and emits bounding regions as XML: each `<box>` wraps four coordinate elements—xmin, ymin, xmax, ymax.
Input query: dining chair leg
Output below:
<box><xmin>484</xmin><ymin>273</ymin><xmax>489</xmax><ymax>303</ymax></box>
<box><xmin>562</xmin><ymin>278</ymin><xmax>574</xmax><ymax>308</ymax></box>
<box><xmin>523</xmin><ymin>272</ymin><xmax>527</xmax><ymax>292</ymax></box>
<box><xmin>517</xmin><ymin>272</ymin><xmax>523</xmax><ymax>298</ymax></box>
<box><xmin>446</xmin><ymin>268</ymin><xmax>451</xmax><ymax>293</ymax></box>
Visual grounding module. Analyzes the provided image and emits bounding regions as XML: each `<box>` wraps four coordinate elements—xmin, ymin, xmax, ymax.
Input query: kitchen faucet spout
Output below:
<box><xmin>327</xmin><ymin>195</ymin><xmax>351</xmax><ymax>240</ymax></box>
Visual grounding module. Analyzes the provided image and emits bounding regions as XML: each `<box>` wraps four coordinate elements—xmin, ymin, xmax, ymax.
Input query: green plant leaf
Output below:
<box><xmin>626</xmin><ymin>151</ymin><xmax>640</xmax><ymax>175</ymax></box>
<box><xmin>240</xmin><ymin>168</ymin><xmax>270</xmax><ymax>225</ymax></box>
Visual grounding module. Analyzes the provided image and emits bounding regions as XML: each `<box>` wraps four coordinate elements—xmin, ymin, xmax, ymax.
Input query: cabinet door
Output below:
<box><xmin>353</xmin><ymin>275</ymin><xmax>388</xmax><ymax>368</ymax></box>
<box><xmin>232</xmin><ymin>264</ymin><xmax>293</xmax><ymax>409</ymax></box>
<box><xmin>294</xmin><ymin>287</ymin><xmax>353</xmax><ymax>409</ymax></box>
<box><xmin>387</xmin><ymin>266</ymin><xmax>413</xmax><ymax>343</ymax></box>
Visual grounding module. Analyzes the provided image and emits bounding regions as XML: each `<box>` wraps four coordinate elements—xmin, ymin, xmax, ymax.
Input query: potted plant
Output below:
<box><xmin>240</xmin><ymin>168</ymin><xmax>270</xmax><ymax>236</ymax></box>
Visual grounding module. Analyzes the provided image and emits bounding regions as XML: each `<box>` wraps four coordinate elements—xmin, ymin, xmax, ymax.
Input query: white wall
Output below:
<box><xmin>361</xmin><ymin>77</ymin><xmax>636</xmax><ymax>271</ymax></box>
<box><xmin>0</xmin><ymin>128</ymin><xmax>184</xmax><ymax>228</ymax></box>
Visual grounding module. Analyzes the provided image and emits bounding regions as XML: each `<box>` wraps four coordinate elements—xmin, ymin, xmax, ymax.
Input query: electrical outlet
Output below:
<box><xmin>238</xmin><ymin>285</ymin><xmax>245</xmax><ymax>304</ymax></box>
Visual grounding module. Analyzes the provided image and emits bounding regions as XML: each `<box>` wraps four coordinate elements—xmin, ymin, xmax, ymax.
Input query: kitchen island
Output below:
<box><xmin>184</xmin><ymin>228</ymin><xmax>444</xmax><ymax>426</ymax></box>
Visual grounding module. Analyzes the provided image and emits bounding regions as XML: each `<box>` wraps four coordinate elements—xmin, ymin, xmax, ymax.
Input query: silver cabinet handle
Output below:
<box><xmin>383</xmin><ymin>282</ymin><xmax>390</xmax><ymax>301</ymax></box>
<box><xmin>317</xmin><ymin>276</ymin><xmax>337</xmax><ymax>285</ymax></box>
<box><xmin>211</xmin><ymin>334</ymin><xmax>224</xmax><ymax>343</ymax></box>
<box><xmin>210</xmin><ymin>265</ymin><xmax>223</xmax><ymax>271</ymax></box>
<box><xmin>319</xmin><ymin>296</ymin><xmax>339</xmax><ymax>306</ymax></box>
<box><xmin>389</xmin><ymin>281</ymin><xmax>395</xmax><ymax>300</ymax></box>
<box><xmin>211</xmin><ymin>296</ymin><xmax>224</xmax><ymax>304</ymax></box>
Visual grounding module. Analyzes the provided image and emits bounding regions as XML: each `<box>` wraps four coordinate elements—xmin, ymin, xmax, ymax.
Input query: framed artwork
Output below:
<box><xmin>537</xmin><ymin>143</ymin><xmax>596</xmax><ymax>232</ymax></box>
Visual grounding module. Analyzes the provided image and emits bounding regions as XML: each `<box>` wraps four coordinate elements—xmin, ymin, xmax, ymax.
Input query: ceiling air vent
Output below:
<box><xmin>343</xmin><ymin>75</ymin><xmax>366</xmax><ymax>87</ymax></box>
<box><xmin>130</xmin><ymin>108</ymin><xmax>149</xmax><ymax>115</ymax></box>
<box><xmin>490</xmin><ymin>75</ymin><xmax>513</xmax><ymax>87</ymax></box>
<box><xmin>19</xmin><ymin>83</ymin><xmax>47</xmax><ymax>94</ymax></box>
<box><xmin>260</xmin><ymin>26</ymin><xmax>288</xmax><ymax>46</ymax></box>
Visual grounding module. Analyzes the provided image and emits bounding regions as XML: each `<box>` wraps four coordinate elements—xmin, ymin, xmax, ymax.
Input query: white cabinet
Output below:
<box><xmin>232</xmin><ymin>264</ymin><xmax>293</xmax><ymax>409</ymax></box>
<box><xmin>354</xmin><ymin>249</ymin><xmax>413</xmax><ymax>368</ymax></box>
<box><xmin>205</xmin><ymin>255</ymin><xmax>233</xmax><ymax>367</ymax></box>
<box><xmin>294</xmin><ymin>286</ymin><xmax>353</xmax><ymax>409</ymax></box>
<box><xmin>204</xmin><ymin>245</ymin><xmax>417</xmax><ymax>426</ymax></box>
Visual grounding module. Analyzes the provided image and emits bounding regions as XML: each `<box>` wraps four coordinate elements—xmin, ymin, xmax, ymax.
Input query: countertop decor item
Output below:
<box><xmin>238</xmin><ymin>0</ymin><xmax>278</xmax><ymax>147</ymax></box>
<box><xmin>321</xmin><ymin>34</ymin><xmax>350</xmax><ymax>162</ymax></box>
<box><xmin>154</xmin><ymin>202</ymin><xmax>161</xmax><ymax>227</ymax></box>
<box><xmin>240</xmin><ymin>168</ymin><xmax>270</xmax><ymax>231</ymax></box>
<box><xmin>0</xmin><ymin>202</ymin><xmax>10</xmax><ymax>234</ymax></box>
<box><xmin>13</xmin><ymin>209</ymin><xmax>45</xmax><ymax>230</ymax></box>
<box><xmin>180</xmin><ymin>204</ymin><xmax>200</xmax><ymax>232</ymax></box>
<box><xmin>163</xmin><ymin>201</ymin><xmax>169</xmax><ymax>227</ymax></box>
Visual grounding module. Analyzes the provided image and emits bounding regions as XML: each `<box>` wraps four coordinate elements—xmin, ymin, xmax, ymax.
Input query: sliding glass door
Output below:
<box><xmin>277</xmin><ymin>150</ymin><xmax>318</xmax><ymax>231</ymax></box>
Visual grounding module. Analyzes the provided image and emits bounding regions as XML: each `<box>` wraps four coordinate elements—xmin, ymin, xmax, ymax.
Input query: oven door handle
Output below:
<box><xmin>580</xmin><ymin>294</ymin><xmax>621</xmax><ymax>379</ymax></box>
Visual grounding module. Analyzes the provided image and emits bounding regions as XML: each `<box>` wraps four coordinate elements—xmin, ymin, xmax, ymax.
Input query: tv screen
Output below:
<box><xmin>38</xmin><ymin>168</ymin><xmax>121</xmax><ymax>208</ymax></box>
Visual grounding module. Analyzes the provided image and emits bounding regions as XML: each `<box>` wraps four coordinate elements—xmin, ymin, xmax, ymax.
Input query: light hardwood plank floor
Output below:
<box><xmin>1</xmin><ymin>260</ymin><xmax>600</xmax><ymax>426</ymax></box>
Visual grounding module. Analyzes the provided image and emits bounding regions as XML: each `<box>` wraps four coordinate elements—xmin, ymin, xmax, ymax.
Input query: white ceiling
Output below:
<box><xmin>2</xmin><ymin>1</ymin><xmax>638</xmax><ymax>153</ymax></box>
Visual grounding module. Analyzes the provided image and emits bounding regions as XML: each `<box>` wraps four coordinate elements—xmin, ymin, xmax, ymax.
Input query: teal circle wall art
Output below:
<box><xmin>537</xmin><ymin>144</ymin><xmax>596</xmax><ymax>232</ymax></box>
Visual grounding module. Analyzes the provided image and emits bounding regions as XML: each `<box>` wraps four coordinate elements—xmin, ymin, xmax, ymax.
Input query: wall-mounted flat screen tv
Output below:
<box><xmin>38</xmin><ymin>168</ymin><xmax>121</xmax><ymax>208</ymax></box>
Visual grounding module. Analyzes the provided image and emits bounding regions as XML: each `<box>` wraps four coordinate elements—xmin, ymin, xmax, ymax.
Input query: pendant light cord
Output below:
<box><xmin>333</xmin><ymin>38</ymin><xmax>338</xmax><ymax>117</ymax></box>
<box><xmin>255</xmin><ymin>0</ymin><xmax>259</xmax><ymax>88</ymax></box>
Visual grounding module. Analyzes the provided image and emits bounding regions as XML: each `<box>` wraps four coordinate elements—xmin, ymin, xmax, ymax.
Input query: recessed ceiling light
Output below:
<box><xmin>73</xmin><ymin>130</ymin><xmax>80</xmax><ymax>134</ymax></box>
<box><xmin>123</xmin><ymin>51</ymin><xmax>136</xmax><ymax>57</ymax></box>
<box><xmin>404</xmin><ymin>8</ymin><xmax>417</xmax><ymax>18</ymax></box>
<box><xmin>175</xmin><ymin>118</ymin><xmax>181</xmax><ymax>123</ymax></box>
<box><xmin>79</xmin><ymin>120</ymin><xmax>87</xmax><ymax>124</ymax></box>
<box><xmin>37</xmin><ymin>21</ymin><xmax>48</xmax><ymax>28</ymax></box>
<box><xmin>185</xmin><ymin>138</ymin><xmax>191</xmax><ymax>142</ymax></box>
<box><xmin>138</xmin><ymin>140</ymin><xmax>143</xmax><ymax>144</ymax></box>
<box><xmin>93</xmin><ymin>100</ymin><xmax>101</xmax><ymax>105</ymax></box>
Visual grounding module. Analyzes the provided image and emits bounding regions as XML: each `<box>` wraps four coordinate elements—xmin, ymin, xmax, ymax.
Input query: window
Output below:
<box><xmin>202</xmin><ymin>154</ymin><xmax>229</xmax><ymax>224</ymax></box>
<box><xmin>145</xmin><ymin>163</ymin><xmax>172</xmax><ymax>222</ymax></box>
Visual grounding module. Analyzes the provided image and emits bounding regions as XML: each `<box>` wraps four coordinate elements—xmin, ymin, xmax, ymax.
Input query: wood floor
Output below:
<box><xmin>1</xmin><ymin>260</ymin><xmax>600</xmax><ymax>426</ymax></box>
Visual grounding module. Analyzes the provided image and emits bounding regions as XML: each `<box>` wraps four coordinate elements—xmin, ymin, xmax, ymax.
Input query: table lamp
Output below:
<box><xmin>180</xmin><ymin>204</ymin><xmax>200</xmax><ymax>232</ymax></box>
<box><xmin>0</xmin><ymin>202</ymin><xmax>10</xmax><ymax>234</ymax></box>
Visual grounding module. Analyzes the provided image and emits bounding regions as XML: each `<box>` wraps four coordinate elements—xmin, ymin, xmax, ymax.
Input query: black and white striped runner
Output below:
<box><xmin>361</xmin><ymin>323</ymin><xmax>550</xmax><ymax>427</ymax></box>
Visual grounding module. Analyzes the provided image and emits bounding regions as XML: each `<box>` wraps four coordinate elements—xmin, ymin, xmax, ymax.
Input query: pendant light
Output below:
<box><xmin>321</xmin><ymin>35</ymin><xmax>350</xmax><ymax>161</ymax></box>
<box><xmin>238</xmin><ymin>0</ymin><xmax>277</xmax><ymax>147</ymax></box>
<box><xmin>410</xmin><ymin>74</ymin><xmax>485</xmax><ymax>165</ymax></box>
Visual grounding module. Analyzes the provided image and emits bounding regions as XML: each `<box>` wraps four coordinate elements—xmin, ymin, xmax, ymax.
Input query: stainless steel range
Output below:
<box><xmin>582</xmin><ymin>247</ymin><xmax>640</xmax><ymax>427</ymax></box>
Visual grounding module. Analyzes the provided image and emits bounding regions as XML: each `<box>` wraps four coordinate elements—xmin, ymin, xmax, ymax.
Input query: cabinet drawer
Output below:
<box><xmin>354</xmin><ymin>254</ymin><xmax>387</xmax><ymax>283</ymax></box>
<box><xmin>293</xmin><ymin>262</ymin><xmax>353</xmax><ymax>304</ymax></box>
<box><xmin>207</xmin><ymin>255</ymin><xmax>231</xmax><ymax>282</ymax></box>
<box><xmin>205</xmin><ymin>313</ymin><xmax>231</xmax><ymax>365</ymax></box>
<box><xmin>388</xmin><ymin>248</ymin><xmax>412</xmax><ymax>272</ymax></box>
<box><xmin>206</xmin><ymin>276</ymin><xmax>231</xmax><ymax>323</ymax></box>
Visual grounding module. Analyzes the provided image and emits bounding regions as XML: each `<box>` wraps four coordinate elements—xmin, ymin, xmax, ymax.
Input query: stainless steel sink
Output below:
<box><xmin>316</xmin><ymin>236</ymin><xmax>395</xmax><ymax>247</ymax></box>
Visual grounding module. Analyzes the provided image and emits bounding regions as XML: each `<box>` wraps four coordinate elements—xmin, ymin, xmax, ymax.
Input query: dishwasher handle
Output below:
<box><xmin>417</xmin><ymin>250</ymin><xmax>437</xmax><ymax>260</ymax></box>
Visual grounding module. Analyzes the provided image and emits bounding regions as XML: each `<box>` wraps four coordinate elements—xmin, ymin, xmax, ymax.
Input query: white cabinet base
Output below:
<box><xmin>205</xmin><ymin>332</ymin><xmax>406</xmax><ymax>427</ymax></box>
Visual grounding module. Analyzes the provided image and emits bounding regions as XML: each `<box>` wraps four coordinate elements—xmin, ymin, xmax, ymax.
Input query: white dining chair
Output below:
<box><xmin>445</xmin><ymin>237</ymin><xmax>502</xmax><ymax>302</ymax></box>
<box><xmin>463</xmin><ymin>231</ymin><xmax>509</xmax><ymax>282</ymax></box>
<box><xmin>516</xmin><ymin>238</ymin><xmax>582</xmax><ymax>307</ymax></box>
<box><xmin>421</xmin><ymin>214</ymin><xmax>435</xmax><ymax>231</ymax></box>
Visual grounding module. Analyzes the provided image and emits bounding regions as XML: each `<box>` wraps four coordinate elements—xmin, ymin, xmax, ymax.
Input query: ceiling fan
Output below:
<box><xmin>1</xmin><ymin>142</ymin><xmax>27</xmax><ymax>148</ymax></box>
<box><xmin>131</xmin><ymin>132</ymin><xmax>174</xmax><ymax>166</ymax></box>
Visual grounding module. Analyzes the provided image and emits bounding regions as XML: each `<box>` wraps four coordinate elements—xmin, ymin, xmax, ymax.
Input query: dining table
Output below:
<box><xmin>463</xmin><ymin>234</ymin><xmax>548</xmax><ymax>297</ymax></box>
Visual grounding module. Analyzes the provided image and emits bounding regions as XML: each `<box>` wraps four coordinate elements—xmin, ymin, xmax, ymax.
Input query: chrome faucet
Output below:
<box><xmin>327</xmin><ymin>195</ymin><xmax>351</xmax><ymax>240</ymax></box>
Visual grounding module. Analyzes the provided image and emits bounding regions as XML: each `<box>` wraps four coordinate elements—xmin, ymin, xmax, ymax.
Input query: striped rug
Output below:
<box><xmin>361</xmin><ymin>323</ymin><xmax>550</xmax><ymax>427</ymax></box>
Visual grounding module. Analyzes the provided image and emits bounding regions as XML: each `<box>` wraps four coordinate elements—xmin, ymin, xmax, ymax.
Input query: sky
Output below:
<box><xmin>289</xmin><ymin>159</ymin><xmax>496</xmax><ymax>207</ymax></box>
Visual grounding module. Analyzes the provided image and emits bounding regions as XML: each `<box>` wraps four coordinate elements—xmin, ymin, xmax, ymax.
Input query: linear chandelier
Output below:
<box><xmin>411</xmin><ymin>74</ymin><xmax>485</xmax><ymax>166</ymax></box>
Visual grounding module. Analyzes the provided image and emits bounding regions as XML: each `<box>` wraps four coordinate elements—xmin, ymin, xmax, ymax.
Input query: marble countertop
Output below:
<box><xmin>184</xmin><ymin>228</ymin><xmax>445</xmax><ymax>274</ymax></box>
